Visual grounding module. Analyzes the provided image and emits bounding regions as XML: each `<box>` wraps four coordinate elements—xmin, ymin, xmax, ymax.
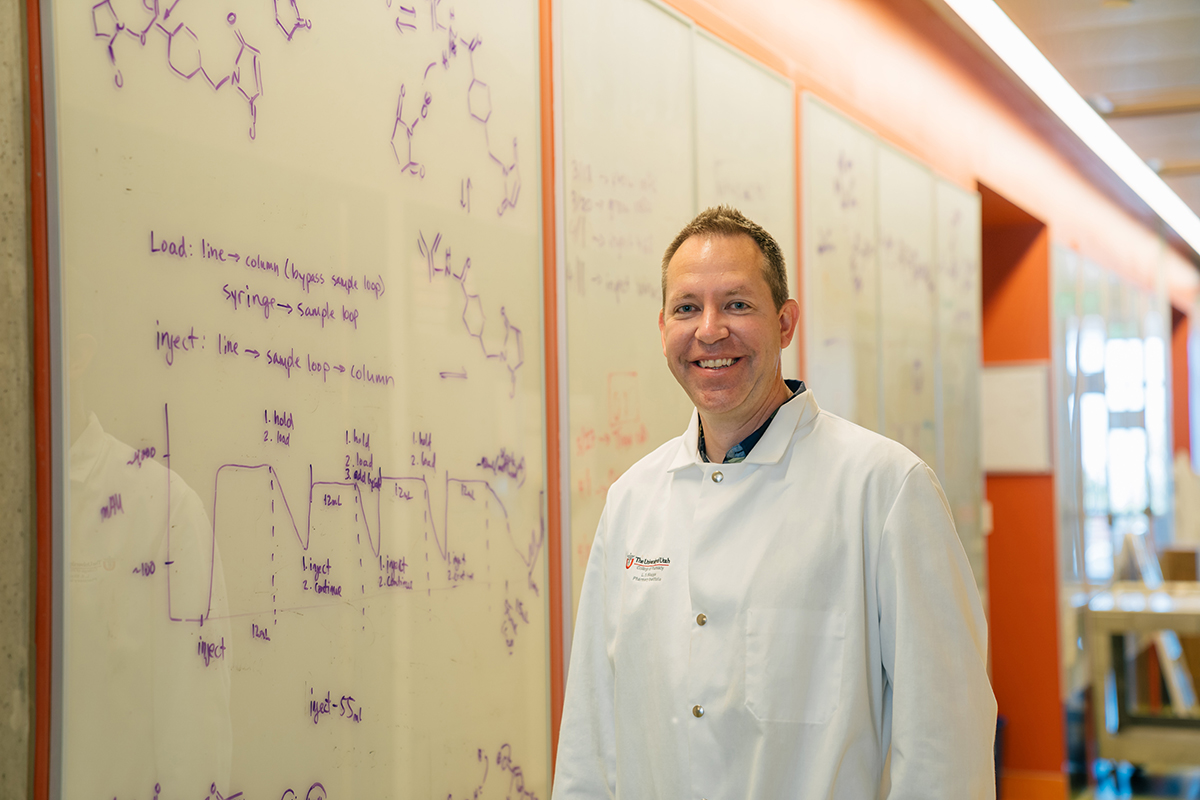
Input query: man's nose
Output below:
<box><xmin>695</xmin><ymin>308</ymin><xmax>728</xmax><ymax>343</ymax></box>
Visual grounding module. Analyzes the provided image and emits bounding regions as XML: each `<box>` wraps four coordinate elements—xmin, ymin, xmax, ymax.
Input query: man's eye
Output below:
<box><xmin>729</xmin><ymin>301</ymin><xmax>748</xmax><ymax>310</ymax></box>
<box><xmin>676</xmin><ymin>304</ymin><xmax>696</xmax><ymax>314</ymax></box>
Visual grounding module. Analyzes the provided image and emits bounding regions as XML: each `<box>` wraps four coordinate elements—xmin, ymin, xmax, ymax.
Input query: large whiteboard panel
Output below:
<box><xmin>802</xmin><ymin>95</ymin><xmax>880</xmax><ymax>429</ymax></box>
<box><xmin>561</xmin><ymin>0</ymin><xmax>695</xmax><ymax>619</ymax></box>
<box><xmin>51</xmin><ymin>2</ymin><xmax>548</xmax><ymax>799</ymax></box>
<box><xmin>878</xmin><ymin>145</ymin><xmax>937</xmax><ymax>466</ymax></box>
<box><xmin>694</xmin><ymin>33</ymin><xmax>798</xmax><ymax>379</ymax></box>
<box><xmin>801</xmin><ymin>97</ymin><xmax>984</xmax><ymax>595</ymax></box>
<box><xmin>936</xmin><ymin>179</ymin><xmax>984</xmax><ymax>592</ymax></box>
<box><xmin>981</xmin><ymin>364</ymin><xmax>1053</xmax><ymax>473</ymax></box>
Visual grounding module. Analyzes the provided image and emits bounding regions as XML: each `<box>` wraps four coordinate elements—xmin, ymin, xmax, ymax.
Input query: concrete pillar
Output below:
<box><xmin>0</xmin><ymin>0</ymin><xmax>33</xmax><ymax>794</ymax></box>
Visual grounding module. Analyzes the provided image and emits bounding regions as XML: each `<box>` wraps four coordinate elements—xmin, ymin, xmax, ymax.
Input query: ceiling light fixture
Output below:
<box><xmin>939</xmin><ymin>0</ymin><xmax>1200</xmax><ymax>256</ymax></box>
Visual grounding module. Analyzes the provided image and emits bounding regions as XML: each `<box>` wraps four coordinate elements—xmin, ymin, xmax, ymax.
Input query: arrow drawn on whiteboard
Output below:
<box><xmin>333</xmin><ymin>365</ymin><xmax>345</xmax><ymax>373</ymax></box>
<box><xmin>228</xmin><ymin>253</ymin><xmax>240</xmax><ymax>262</ymax></box>
<box><xmin>440</xmin><ymin>368</ymin><xmax>467</xmax><ymax>380</ymax></box>
<box><xmin>244</xmin><ymin>349</ymin><xmax>260</xmax><ymax>358</ymax></box>
<box><xmin>277</xmin><ymin>303</ymin><xmax>293</xmax><ymax>313</ymax></box>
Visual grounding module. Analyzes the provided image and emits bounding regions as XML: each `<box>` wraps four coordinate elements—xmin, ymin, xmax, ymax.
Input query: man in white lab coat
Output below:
<box><xmin>553</xmin><ymin>206</ymin><xmax>997</xmax><ymax>798</ymax></box>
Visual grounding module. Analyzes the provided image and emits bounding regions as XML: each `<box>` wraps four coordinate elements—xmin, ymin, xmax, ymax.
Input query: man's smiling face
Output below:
<box><xmin>659</xmin><ymin>233</ymin><xmax>799</xmax><ymax>429</ymax></box>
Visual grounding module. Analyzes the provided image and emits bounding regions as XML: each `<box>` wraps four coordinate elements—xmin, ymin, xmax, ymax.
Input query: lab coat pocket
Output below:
<box><xmin>745</xmin><ymin>608</ymin><xmax>845</xmax><ymax>724</ymax></box>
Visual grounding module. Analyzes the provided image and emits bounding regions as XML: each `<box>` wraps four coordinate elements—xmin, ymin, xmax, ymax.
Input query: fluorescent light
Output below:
<box><xmin>941</xmin><ymin>0</ymin><xmax>1200</xmax><ymax>256</ymax></box>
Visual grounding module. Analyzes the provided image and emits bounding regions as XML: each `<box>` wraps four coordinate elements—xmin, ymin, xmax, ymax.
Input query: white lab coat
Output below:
<box><xmin>554</xmin><ymin>389</ymin><xmax>996</xmax><ymax>799</ymax></box>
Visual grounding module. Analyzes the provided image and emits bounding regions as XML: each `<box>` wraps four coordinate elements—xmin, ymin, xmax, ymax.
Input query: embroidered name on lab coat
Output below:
<box><xmin>625</xmin><ymin>554</ymin><xmax>671</xmax><ymax>582</ymax></box>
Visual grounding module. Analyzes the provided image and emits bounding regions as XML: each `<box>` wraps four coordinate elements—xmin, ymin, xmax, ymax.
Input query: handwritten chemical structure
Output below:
<box><xmin>465</xmin><ymin>56</ymin><xmax>522</xmax><ymax>216</ymax></box>
<box><xmin>848</xmin><ymin>233</ymin><xmax>875</xmax><ymax>293</ymax></box>
<box><xmin>280</xmin><ymin>784</ymin><xmax>327</xmax><ymax>800</ymax></box>
<box><xmin>386</xmin><ymin>0</ymin><xmax>521</xmax><ymax>216</ymax></box>
<box><xmin>273</xmin><ymin>0</ymin><xmax>311</xmax><ymax>41</ymax></box>
<box><xmin>206</xmin><ymin>782</ymin><xmax>244</xmax><ymax>800</ymax></box>
<box><xmin>89</xmin><ymin>0</ymin><xmax>311</xmax><ymax>140</ymax></box>
<box><xmin>392</xmin><ymin>83</ymin><xmax>433</xmax><ymax>177</ymax></box>
<box><xmin>834</xmin><ymin>151</ymin><xmax>857</xmax><ymax>210</ymax></box>
<box><xmin>881</xmin><ymin>235</ymin><xmax>934</xmax><ymax>294</ymax></box>
<box><xmin>418</xmin><ymin>230</ymin><xmax>524</xmax><ymax>397</ymax></box>
<box><xmin>445</xmin><ymin>744</ymin><xmax>539</xmax><ymax>800</ymax></box>
<box><xmin>941</xmin><ymin>209</ymin><xmax>978</xmax><ymax>298</ymax></box>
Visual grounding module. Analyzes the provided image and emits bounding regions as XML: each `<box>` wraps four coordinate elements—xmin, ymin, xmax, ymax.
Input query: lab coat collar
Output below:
<box><xmin>667</xmin><ymin>387</ymin><xmax>820</xmax><ymax>471</ymax></box>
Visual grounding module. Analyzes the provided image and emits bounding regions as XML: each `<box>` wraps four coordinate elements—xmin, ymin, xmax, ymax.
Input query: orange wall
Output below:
<box><xmin>981</xmin><ymin>220</ymin><xmax>1065</xmax><ymax>785</ymax></box>
<box><xmin>982</xmin><ymin>223</ymin><xmax>1050</xmax><ymax>361</ymax></box>
<box><xmin>1173</xmin><ymin>309</ymin><xmax>1190</xmax><ymax>457</ymax></box>
<box><xmin>985</xmin><ymin>477</ymin><xmax>1064</xmax><ymax>779</ymax></box>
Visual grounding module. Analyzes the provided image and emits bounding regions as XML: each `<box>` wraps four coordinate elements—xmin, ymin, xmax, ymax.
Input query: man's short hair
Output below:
<box><xmin>661</xmin><ymin>205</ymin><xmax>789</xmax><ymax>310</ymax></box>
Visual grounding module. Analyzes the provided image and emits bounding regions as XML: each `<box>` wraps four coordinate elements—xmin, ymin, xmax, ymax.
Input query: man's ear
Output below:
<box><xmin>659</xmin><ymin>308</ymin><xmax>667</xmax><ymax>356</ymax></box>
<box><xmin>778</xmin><ymin>298</ymin><xmax>801</xmax><ymax>349</ymax></box>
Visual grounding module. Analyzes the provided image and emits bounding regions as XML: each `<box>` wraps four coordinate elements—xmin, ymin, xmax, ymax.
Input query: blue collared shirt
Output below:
<box><xmin>698</xmin><ymin>379</ymin><xmax>806</xmax><ymax>463</ymax></box>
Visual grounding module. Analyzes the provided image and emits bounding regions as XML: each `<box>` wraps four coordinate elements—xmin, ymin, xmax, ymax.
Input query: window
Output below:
<box><xmin>1053</xmin><ymin>250</ymin><xmax>1171</xmax><ymax>586</ymax></box>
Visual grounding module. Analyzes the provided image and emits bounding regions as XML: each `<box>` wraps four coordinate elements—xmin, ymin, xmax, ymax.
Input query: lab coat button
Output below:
<box><xmin>711</xmin><ymin>471</ymin><xmax>723</xmax><ymax>483</ymax></box>
<box><xmin>696</xmin><ymin>613</ymin><xmax>707</xmax><ymax>626</ymax></box>
<box><xmin>692</xmin><ymin>704</ymin><xmax>704</xmax><ymax>718</ymax></box>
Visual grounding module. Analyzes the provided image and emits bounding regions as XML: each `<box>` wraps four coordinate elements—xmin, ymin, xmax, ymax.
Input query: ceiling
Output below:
<box><xmin>993</xmin><ymin>0</ymin><xmax>1200</xmax><ymax>232</ymax></box>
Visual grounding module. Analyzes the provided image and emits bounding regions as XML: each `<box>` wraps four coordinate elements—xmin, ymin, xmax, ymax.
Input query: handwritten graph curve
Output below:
<box><xmin>160</xmin><ymin>405</ymin><xmax>542</xmax><ymax>625</ymax></box>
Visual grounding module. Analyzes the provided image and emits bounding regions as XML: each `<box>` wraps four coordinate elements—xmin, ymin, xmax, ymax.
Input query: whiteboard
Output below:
<box><xmin>981</xmin><ymin>363</ymin><xmax>1053</xmax><ymax>473</ymax></box>
<box><xmin>801</xmin><ymin>97</ymin><xmax>985</xmax><ymax>594</ymax></box>
<box><xmin>1050</xmin><ymin>243</ymin><xmax>1083</xmax><ymax>585</ymax></box>
<box><xmin>560</xmin><ymin>0</ymin><xmax>695</xmax><ymax>620</ymax></box>
<box><xmin>49</xmin><ymin>2</ymin><xmax>549</xmax><ymax>799</ymax></box>
<box><xmin>877</xmin><ymin>145</ymin><xmax>937</xmax><ymax>466</ymax></box>
<box><xmin>802</xmin><ymin>95</ymin><xmax>880</xmax><ymax>430</ymax></box>
<box><xmin>693</xmin><ymin>32</ymin><xmax>798</xmax><ymax>379</ymax></box>
<box><xmin>560</xmin><ymin>1</ymin><xmax>799</xmax><ymax>621</ymax></box>
<box><xmin>935</xmin><ymin>179</ymin><xmax>984</xmax><ymax>592</ymax></box>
